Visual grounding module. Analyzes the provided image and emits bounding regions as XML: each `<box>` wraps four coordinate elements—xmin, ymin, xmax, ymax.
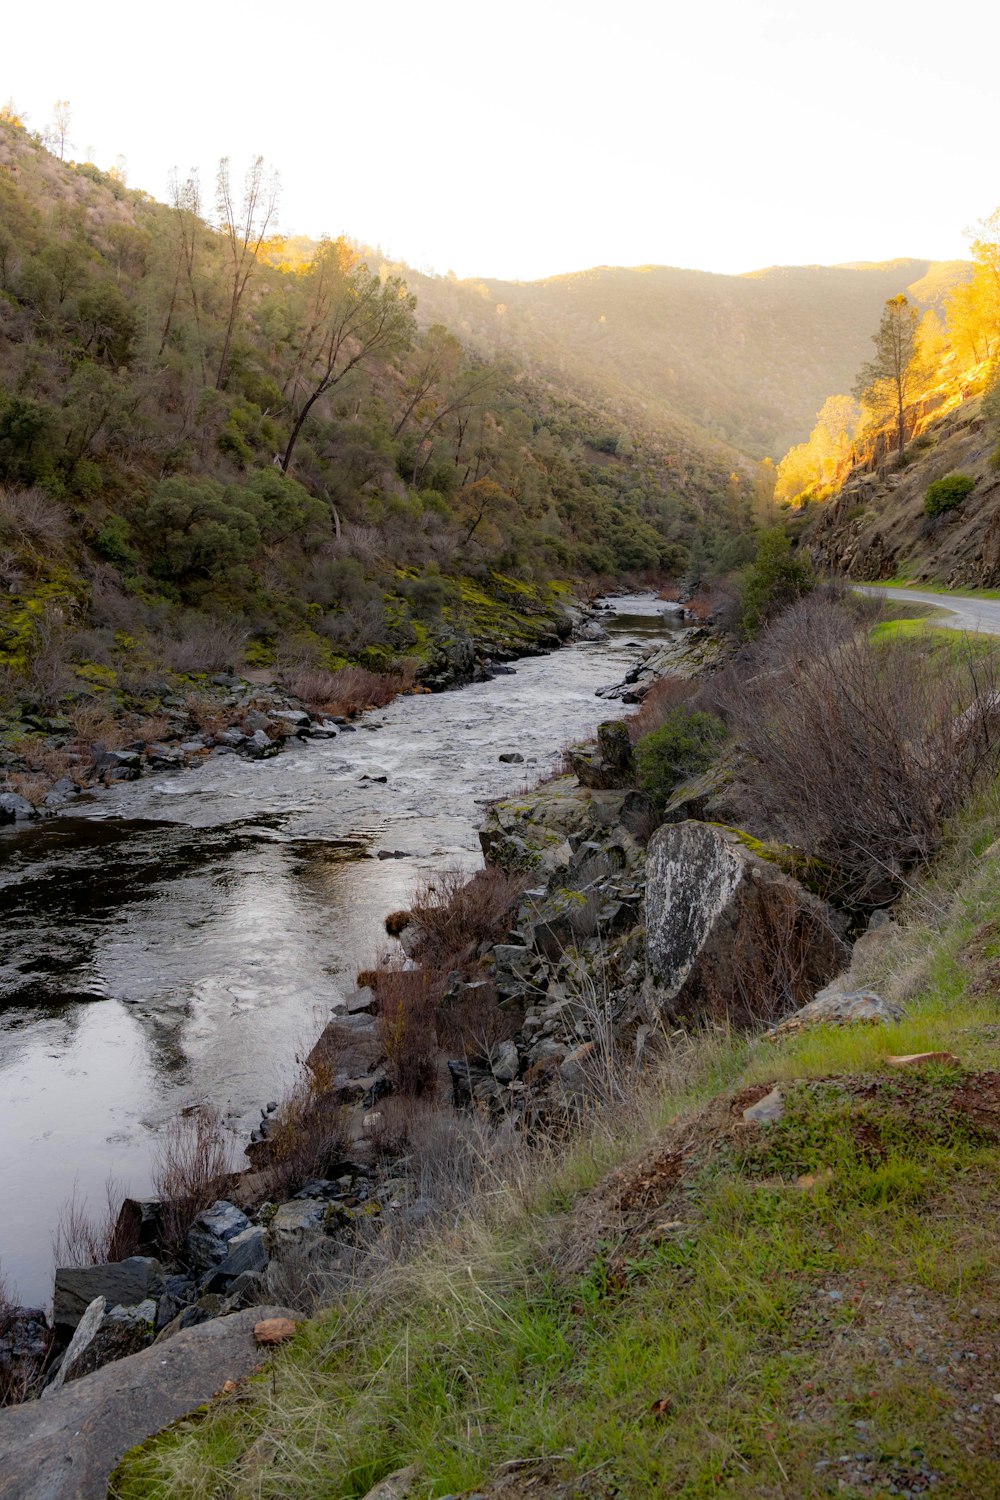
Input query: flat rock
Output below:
<box><xmin>743</xmin><ymin>1086</ymin><xmax>784</xmax><ymax>1124</ymax></box>
<box><xmin>0</xmin><ymin>1305</ymin><xmax>295</xmax><ymax>1500</ymax></box>
<box><xmin>773</xmin><ymin>987</ymin><xmax>903</xmax><ymax>1037</ymax></box>
<box><xmin>360</xmin><ymin>1466</ymin><xmax>419</xmax><ymax>1500</ymax></box>
<box><xmin>886</xmin><ymin>1051</ymin><xmax>958</xmax><ymax>1068</ymax></box>
<box><xmin>52</xmin><ymin>1258</ymin><xmax>163</xmax><ymax>1334</ymax></box>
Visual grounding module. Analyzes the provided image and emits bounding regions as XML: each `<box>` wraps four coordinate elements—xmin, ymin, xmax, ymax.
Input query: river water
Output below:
<box><xmin>0</xmin><ymin>597</ymin><xmax>674</xmax><ymax>1305</ymax></box>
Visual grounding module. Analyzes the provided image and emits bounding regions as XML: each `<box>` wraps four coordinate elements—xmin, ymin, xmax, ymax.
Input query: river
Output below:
<box><xmin>0</xmin><ymin>596</ymin><xmax>674</xmax><ymax>1305</ymax></box>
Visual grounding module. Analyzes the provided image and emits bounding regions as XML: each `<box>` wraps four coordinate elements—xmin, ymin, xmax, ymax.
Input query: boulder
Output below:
<box><xmin>0</xmin><ymin>1305</ymin><xmax>51</xmax><ymax>1401</ymax></box>
<box><xmin>201</xmin><ymin>1226</ymin><xmax>268</xmax><ymax>1290</ymax></box>
<box><xmin>771</xmin><ymin>986</ymin><xmax>903</xmax><ymax>1037</ymax></box>
<box><xmin>266</xmin><ymin>1200</ymin><xmax>327</xmax><ymax>1250</ymax></box>
<box><xmin>246</xmin><ymin>728</ymin><xmax>280</xmax><ymax>759</ymax></box>
<box><xmin>0</xmin><ymin>791</ymin><xmax>36</xmax><ymax>822</ymax></box>
<box><xmin>0</xmin><ymin>1305</ymin><xmax>295</xmax><ymax>1500</ymax></box>
<box><xmin>52</xmin><ymin>1257</ymin><xmax>164</xmax><ymax>1334</ymax></box>
<box><xmin>46</xmin><ymin>1299</ymin><xmax>156</xmax><ymax>1393</ymax></box>
<box><xmin>186</xmin><ymin>1201</ymin><xmax>251</xmax><ymax>1272</ymax></box>
<box><xmin>644</xmin><ymin>822</ymin><xmax>849</xmax><ymax>1029</ymax></box>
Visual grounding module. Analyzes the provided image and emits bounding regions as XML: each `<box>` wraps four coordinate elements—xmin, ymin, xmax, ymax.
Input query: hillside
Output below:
<box><xmin>401</xmin><ymin>257</ymin><xmax>971</xmax><ymax>459</ymax></box>
<box><xmin>0</xmin><ymin>114</ymin><xmax>752</xmax><ymax>743</ymax></box>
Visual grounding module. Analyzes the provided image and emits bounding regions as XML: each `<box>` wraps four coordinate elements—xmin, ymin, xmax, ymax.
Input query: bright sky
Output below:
<box><xmin>4</xmin><ymin>0</ymin><xmax>998</xmax><ymax>282</ymax></box>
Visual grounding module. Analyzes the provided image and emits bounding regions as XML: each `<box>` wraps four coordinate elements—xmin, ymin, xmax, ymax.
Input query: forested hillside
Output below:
<box><xmin>0</xmin><ymin>112</ymin><xmax>749</xmax><ymax>724</ymax></box>
<box><xmin>399</xmin><ymin>257</ymin><xmax>970</xmax><ymax>458</ymax></box>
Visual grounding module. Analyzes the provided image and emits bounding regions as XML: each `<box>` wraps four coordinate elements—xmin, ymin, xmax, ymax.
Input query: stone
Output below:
<box><xmin>0</xmin><ymin>1305</ymin><xmax>52</xmax><ymax>1399</ymax></box>
<box><xmin>155</xmin><ymin>1274</ymin><xmax>196</xmax><ymax>1332</ymax></box>
<box><xmin>44</xmin><ymin>1297</ymin><xmax>107</xmax><ymax>1396</ymax></box>
<box><xmin>53</xmin><ymin>1257</ymin><xmax>164</xmax><ymax>1334</ymax></box>
<box><xmin>489</xmin><ymin>1039</ymin><xmax>519</xmax><ymax>1083</ymax></box>
<box><xmin>266</xmin><ymin>1200</ymin><xmax>327</xmax><ymax>1248</ymax></box>
<box><xmin>186</xmin><ymin>1201</ymin><xmax>251</xmax><ymax>1272</ymax></box>
<box><xmin>246</xmin><ymin>728</ymin><xmax>280</xmax><ymax>758</ymax></box>
<box><xmin>772</xmin><ymin>987</ymin><xmax>904</xmax><ymax>1037</ymax></box>
<box><xmin>0</xmin><ymin>791</ymin><xmax>36</xmax><ymax>822</ymax></box>
<box><xmin>343</xmin><ymin>985</ymin><xmax>377</xmax><ymax>1016</ymax></box>
<box><xmin>499</xmin><ymin>752</ymin><xmax>524</xmax><ymax>763</ymax></box>
<box><xmin>743</xmin><ymin>1087</ymin><xmax>784</xmax><ymax>1124</ymax></box>
<box><xmin>359</xmin><ymin>1464</ymin><xmax>419</xmax><ymax>1499</ymax></box>
<box><xmin>201</xmin><ymin>1226</ymin><xmax>269</xmax><ymax>1290</ymax></box>
<box><xmin>645</xmin><ymin>821</ymin><xmax>849</xmax><ymax>1029</ymax></box>
<box><xmin>218</xmin><ymin>727</ymin><xmax>247</xmax><ymax>748</ymax></box>
<box><xmin>0</xmin><ymin>1305</ymin><xmax>296</xmax><ymax>1500</ymax></box>
<box><xmin>253</xmin><ymin>1316</ymin><xmax>298</xmax><ymax>1346</ymax></box>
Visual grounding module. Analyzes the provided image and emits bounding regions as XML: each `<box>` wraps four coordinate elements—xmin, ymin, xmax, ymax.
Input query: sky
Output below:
<box><xmin>4</xmin><ymin>0</ymin><xmax>999</xmax><ymax>283</ymax></box>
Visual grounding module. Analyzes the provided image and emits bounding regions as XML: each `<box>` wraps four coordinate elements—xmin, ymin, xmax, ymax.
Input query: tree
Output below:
<box><xmin>853</xmin><ymin>294</ymin><xmax>919</xmax><ymax>458</ymax></box>
<box><xmin>741</xmin><ymin>528</ymin><xmax>814</xmax><ymax>638</ymax></box>
<box><xmin>214</xmin><ymin>156</ymin><xmax>279</xmax><ymax>390</ymax></box>
<box><xmin>279</xmin><ymin>241</ymin><xmax>415</xmax><ymax>474</ymax></box>
<box><xmin>47</xmin><ymin>100</ymin><xmax>71</xmax><ymax>160</ymax></box>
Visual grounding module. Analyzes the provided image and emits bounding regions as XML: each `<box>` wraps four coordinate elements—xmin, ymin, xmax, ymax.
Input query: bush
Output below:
<box><xmin>634</xmin><ymin>706</ymin><xmax>727</xmax><ymax>805</ymax></box>
<box><xmin>924</xmin><ymin>473</ymin><xmax>976</xmax><ymax>517</ymax></box>
<box><xmin>740</xmin><ymin>528</ymin><xmax>814</xmax><ymax>638</ymax></box>
<box><xmin>718</xmin><ymin>592</ymin><xmax>1000</xmax><ymax>902</ymax></box>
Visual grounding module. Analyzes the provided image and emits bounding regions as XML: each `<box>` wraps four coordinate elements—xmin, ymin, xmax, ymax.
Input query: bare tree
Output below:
<box><xmin>48</xmin><ymin>99</ymin><xmax>71</xmax><ymax>160</ymax></box>
<box><xmin>214</xmin><ymin>155</ymin><xmax>279</xmax><ymax>390</ymax></box>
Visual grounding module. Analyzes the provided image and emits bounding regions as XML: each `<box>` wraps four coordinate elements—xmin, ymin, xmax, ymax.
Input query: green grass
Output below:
<box><xmin>112</xmin><ymin>790</ymin><xmax>1000</xmax><ymax>1500</ymax></box>
<box><xmin>881</xmin><ymin>578</ymin><xmax>1000</xmax><ymax>602</ymax></box>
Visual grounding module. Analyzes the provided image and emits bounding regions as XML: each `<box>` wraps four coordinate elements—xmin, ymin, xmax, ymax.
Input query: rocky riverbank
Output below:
<box><xmin>0</xmin><ymin>598</ymin><xmax>594</xmax><ymax>823</ymax></box>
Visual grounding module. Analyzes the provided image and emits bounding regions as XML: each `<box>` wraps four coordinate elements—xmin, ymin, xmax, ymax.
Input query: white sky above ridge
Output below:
<box><xmin>4</xmin><ymin>0</ymin><xmax>998</xmax><ymax>282</ymax></box>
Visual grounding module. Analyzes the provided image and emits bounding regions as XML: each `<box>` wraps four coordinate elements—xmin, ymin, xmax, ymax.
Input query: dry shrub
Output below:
<box><xmin>376</xmin><ymin>962</ymin><xmax>440</xmax><ymax>1098</ymax></box>
<box><xmin>183</xmin><ymin>693</ymin><xmax>230</xmax><ymax>737</ymax></box>
<box><xmin>127</xmin><ymin>714</ymin><xmax>172</xmax><ymax>745</ymax></box>
<box><xmin>718</xmin><ymin>593</ymin><xmax>1000</xmax><ymax>902</ymax></box>
<box><xmin>0</xmin><ymin>1267</ymin><xmax>52</xmax><ymax>1407</ymax></box>
<box><xmin>152</xmin><ymin>1108</ymin><xmax>234</xmax><ymax>1259</ymax></box>
<box><xmin>405</xmin><ymin>864</ymin><xmax>528</xmax><ymax>972</ymax></box>
<box><xmin>627</xmin><ymin>675</ymin><xmax>696</xmax><ymax>743</ymax></box>
<box><xmin>160</xmin><ymin>618</ymin><xmax>247</xmax><ymax>675</ymax></box>
<box><xmin>285</xmin><ymin>665</ymin><xmax>411</xmax><ymax>717</ymax></box>
<box><xmin>0</xmin><ymin>486</ymin><xmax>70</xmax><ymax>549</ymax></box>
<box><xmin>9</xmin><ymin>738</ymin><xmax>74</xmax><ymax>779</ymax></box>
<box><xmin>686</xmin><ymin>582</ymin><xmax>737</xmax><ymax>624</ymax></box>
<box><xmin>436</xmin><ymin>977</ymin><xmax>519</xmax><ymax>1056</ymax></box>
<box><xmin>6</xmin><ymin>770</ymin><xmax>50</xmax><ymax>805</ymax></box>
<box><xmin>67</xmin><ymin>700</ymin><xmax>129</xmax><ymax>753</ymax></box>
<box><xmin>384</xmin><ymin>909</ymin><xmax>411</xmax><ymax>937</ymax></box>
<box><xmin>52</xmin><ymin>1176</ymin><xmax>134</xmax><ymax>1267</ymax></box>
<box><xmin>263</xmin><ymin>1065</ymin><xmax>350</xmax><ymax>1199</ymax></box>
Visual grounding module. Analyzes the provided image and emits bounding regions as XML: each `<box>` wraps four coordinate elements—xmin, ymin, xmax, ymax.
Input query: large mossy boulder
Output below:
<box><xmin>644</xmin><ymin>821</ymin><xmax>849</xmax><ymax>1029</ymax></box>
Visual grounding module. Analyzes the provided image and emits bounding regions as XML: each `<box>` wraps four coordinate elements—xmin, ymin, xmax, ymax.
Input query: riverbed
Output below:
<box><xmin>0</xmin><ymin>597</ymin><xmax>674</xmax><ymax>1304</ymax></box>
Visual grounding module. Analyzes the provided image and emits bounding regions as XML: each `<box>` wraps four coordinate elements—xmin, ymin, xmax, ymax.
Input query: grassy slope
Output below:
<box><xmin>114</xmin><ymin>779</ymin><xmax>1000</xmax><ymax>1499</ymax></box>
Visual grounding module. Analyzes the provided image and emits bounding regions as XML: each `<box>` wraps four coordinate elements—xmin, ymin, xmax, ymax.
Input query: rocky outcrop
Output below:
<box><xmin>0</xmin><ymin>1304</ymin><xmax>295</xmax><ymax>1500</ymax></box>
<box><xmin>644</xmin><ymin>822</ymin><xmax>849</xmax><ymax>1029</ymax></box>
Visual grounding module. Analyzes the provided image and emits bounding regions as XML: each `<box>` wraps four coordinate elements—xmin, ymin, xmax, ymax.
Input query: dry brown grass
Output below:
<box><xmin>376</xmin><ymin>962</ymin><xmax>441</xmax><ymax>1098</ymax></box>
<box><xmin>67</xmin><ymin>700</ymin><xmax>129</xmax><ymax>753</ymax></box>
<box><xmin>183</xmin><ymin>694</ymin><xmax>231</xmax><ymax>738</ymax></box>
<box><xmin>262</xmin><ymin>1064</ymin><xmax>350</xmax><ymax>1199</ymax></box>
<box><xmin>127</xmin><ymin>714</ymin><xmax>172</xmax><ymax>745</ymax></box>
<box><xmin>404</xmin><ymin>865</ymin><xmax>528</xmax><ymax>972</ymax></box>
<box><xmin>285</xmin><ymin>664</ymin><xmax>414</xmax><ymax>717</ymax></box>
<box><xmin>6</xmin><ymin>770</ymin><xmax>50</xmax><ymax>805</ymax></box>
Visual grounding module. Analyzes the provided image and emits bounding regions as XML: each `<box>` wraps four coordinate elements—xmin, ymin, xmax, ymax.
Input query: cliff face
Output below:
<box><xmin>806</xmin><ymin>393</ymin><xmax>1000</xmax><ymax>587</ymax></box>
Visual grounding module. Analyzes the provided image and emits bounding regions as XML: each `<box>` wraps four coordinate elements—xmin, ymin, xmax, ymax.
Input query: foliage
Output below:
<box><xmin>740</xmin><ymin>527</ymin><xmax>814</xmax><ymax>637</ymax></box>
<box><xmin>633</xmin><ymin>705</ymin><xmax>726</xmax><ymax>804</ymax></box>
<box><xmin>924</xmin><ymin>472</ymin><xmax>976</xmax><ymax>517</ymax></box>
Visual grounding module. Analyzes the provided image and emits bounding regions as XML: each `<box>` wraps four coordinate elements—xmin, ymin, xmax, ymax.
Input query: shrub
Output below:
<box><xmin>626</xmin><ymin>675</ymin><xmax>696</xmax><ymax>743</ymax></box>
<box><xmin>924</xmin><ymin>473</ymin><xmax>975</xmax><ymax>517</ymax></box>
<box><xmin>152</xmin><ymin>1108</ymin><xmax>234</xmax><ymax>1258</ymax></box>
<box><xmin>718</xmin><ymin>592</ymin><xmax>1000</xmax><ymax>902</ymax></box>
<box><xmin>740</xmin><ymin>528</ymin><xmax>814</xmax><ymax>638</ymax></box>
<box><xmin>634</xmin><ymin>706</ymin><xmax>727</xmax><ymax>805</ymax></box>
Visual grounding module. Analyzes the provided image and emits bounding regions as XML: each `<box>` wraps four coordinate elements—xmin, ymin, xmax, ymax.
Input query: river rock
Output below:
<box><xmin>0</xmin><ymin>790</ymin><xmax>36</xmax><ymax>821</ymax></box>
<box><xmin>0</xmin><ymin>1304</ymin><xmax>296</xmax><ymax>1500</ymax></box>
<box><xmin>201</xmin><ymin>1226</ymin><xmax>268</xmax><ymax>1290</ymax></box>
<box><xmin>644</xmin><ymin>821</ymin><xmax>849</xmax><ymax>1029</ymax></box>
<box><xmin>771</xmin><ymin>987</ymin><xmax>904</xmax><ymax>1037</ymax></box>
<box><xmin>186</xmin><ymin>1201</ymin><xmax>251</xmax><ymax>1272</ymax></box>
<box><xmin>246</xmin><ymin>728</ymin><xmax>280</xmax><ymax>758</ymax></box>
<box><xmin>52</xmin><ymin>1257</ymin><xmax>164</xmax><ymax>1334</ymax></box>
<box><xmin>0</xmin><ymin>1305</ymin><xmax>51</xmax><ymax>1401</ymax></box>
<box><xmin>266</xmin><ymin>1200</ymin><xmax>327</xmax><ymax>1250</ymax></box>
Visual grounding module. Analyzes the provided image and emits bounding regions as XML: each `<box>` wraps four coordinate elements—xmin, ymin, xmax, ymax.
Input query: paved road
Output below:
<box><xmin>853</xmin><ymin>584</ymin><xmax>1000</xmax><ymax>637</ymax></box>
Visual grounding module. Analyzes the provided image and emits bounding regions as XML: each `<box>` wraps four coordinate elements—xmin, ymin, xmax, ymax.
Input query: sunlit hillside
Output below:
<box><xmin>398</xmin><ymin>257</ymin><xmax>971</xmax><ymax>459</ymax></box>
